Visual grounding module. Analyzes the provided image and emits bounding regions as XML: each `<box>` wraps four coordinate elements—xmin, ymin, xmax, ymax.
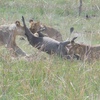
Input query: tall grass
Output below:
<box><xmin>0</xmin><ymin>0</ymin><xmax>100</xmax><ymax>100</ymax></box>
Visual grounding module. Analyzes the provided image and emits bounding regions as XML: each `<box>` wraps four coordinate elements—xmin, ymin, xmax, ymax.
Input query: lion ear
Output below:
<box><xmin>15</xmin><ymin>21</ymin><xmax>20</xmax><ymax>27</ymax></box>
<box><xmin>29</xmin><ymin>19</ymin><xmax>33</xmax><ymax>23</ymax></box>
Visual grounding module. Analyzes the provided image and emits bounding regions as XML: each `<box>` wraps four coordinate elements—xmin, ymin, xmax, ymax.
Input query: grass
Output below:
<box><xmin>0</xmin><ymin>0</ymin><xmax>100</xmax><ymax>100</ymax></box>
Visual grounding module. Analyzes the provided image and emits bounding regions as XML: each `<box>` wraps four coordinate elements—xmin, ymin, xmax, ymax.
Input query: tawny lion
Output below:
<box><xmin>29</xmin><ymin>19</ymin><xmax>63</xmax><ymax>41</ymax></box>
<box><xmin>0</xmin><ymin>21</ymin><xmax>26</xmax><ymax>56</ymax></box>
<box><xmin>68</xmin><ymin>37</ymin><xmax>100</xmax><ymax>61</ymax></box>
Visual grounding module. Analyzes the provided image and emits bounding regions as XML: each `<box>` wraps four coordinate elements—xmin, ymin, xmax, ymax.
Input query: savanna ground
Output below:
<box><xmin>0</xmin><ymin>0</ymin><xmax>100</xmax><ymax>100</ymax></box>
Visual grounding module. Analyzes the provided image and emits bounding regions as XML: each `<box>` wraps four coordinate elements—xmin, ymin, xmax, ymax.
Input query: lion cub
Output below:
<box><xmin>29</xmin><ymin>19</ymin><xmax>63</xmax><ymax>41</ymax></box>
<box><xmin>0</xmin><ymin>21</ymin><xmax>26</xmax><ymax>56</ymax></box>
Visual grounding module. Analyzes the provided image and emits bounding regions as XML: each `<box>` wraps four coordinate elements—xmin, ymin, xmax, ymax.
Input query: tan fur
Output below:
<box><xmin>33</xmin><ymin>32</ymin><xmax>39</xmax><ymax>37</ymax></box>
<box><xmin>0</xmin><ymin>21</ymin><xmax>26</xmax><ymax>56</ymax></box>
<box><xmin>68</xmin><ymin>38</ymin><xmax>100</xmax><ymax>61</ymax></box>
<box><xmin>29</xmin><ymin>20</ymin><xmax>63</xmax><ymax>41</ymax></box>
<box><xmin>29</xmin><ymin>20</ymin><xmax>41</xmax><ymax>34</ymax></box>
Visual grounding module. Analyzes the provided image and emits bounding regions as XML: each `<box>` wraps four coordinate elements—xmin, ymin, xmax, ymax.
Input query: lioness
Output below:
<box><xmin>0</xmin><ymin>21</ymin><xmax>26</xmax><ymax>56</ymax></box>
<box><xmin>68</xmin><ymin>37</ymin><xmax>100</xmax><ymax>61</ymax></box>
<box><xmin>29</xmin><ymin>19</ymin><xmax>63</xmax><ymax>41</ymax></box>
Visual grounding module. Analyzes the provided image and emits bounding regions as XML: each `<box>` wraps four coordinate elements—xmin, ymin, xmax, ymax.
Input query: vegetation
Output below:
<box><xmin>0</xmin><ymin>0</ymin><xmax>100</xmax><ymax>99</ymax></box>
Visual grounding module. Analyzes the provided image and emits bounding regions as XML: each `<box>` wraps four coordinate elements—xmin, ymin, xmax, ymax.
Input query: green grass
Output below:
<box><xmin>0</xmin><ymin>0</ymin><xmax>100</xmax><ymax>100</ymax></box>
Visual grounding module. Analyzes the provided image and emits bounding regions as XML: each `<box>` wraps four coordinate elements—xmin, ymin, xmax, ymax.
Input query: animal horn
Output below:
<box><xmin>61</xmin><ymin>41</ymin><xmax>70</xmax><ymax>47</ymax></box>
<box><xmin>37</xmin><ymin>27</ymin><xmax>45</xmax><ymax>33</ymax></box>
<box><xmin>71</xmin><ymin>37</ymin><xmax>77</xmax><ymax>43</ymax></box>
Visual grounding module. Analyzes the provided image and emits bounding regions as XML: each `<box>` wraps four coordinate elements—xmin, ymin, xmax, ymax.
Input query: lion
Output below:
<box><xmin>0</xmin><ymin>21</ymin><xmax>26</xmax><ymax>56</ymax></box>
<box><xmin>29</xmin><ymin>19</ymin><xmax>63</xmax><ymax>41</ymax></box>
<box><xmin>67</xmin><ymin>37</ymin><xmax>100</xmax><ymax>61</ymax></box>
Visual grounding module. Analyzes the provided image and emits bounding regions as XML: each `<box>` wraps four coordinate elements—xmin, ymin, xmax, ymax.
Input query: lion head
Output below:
<box><xmin>14</xmin><ymin>21</ymin><xmax>25</xmax><ymax>36</ymax></box>
<box><xmin>29</xmin><ymin>19</ymin><xmax>45</xmax><ymax>34</ymax></box>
